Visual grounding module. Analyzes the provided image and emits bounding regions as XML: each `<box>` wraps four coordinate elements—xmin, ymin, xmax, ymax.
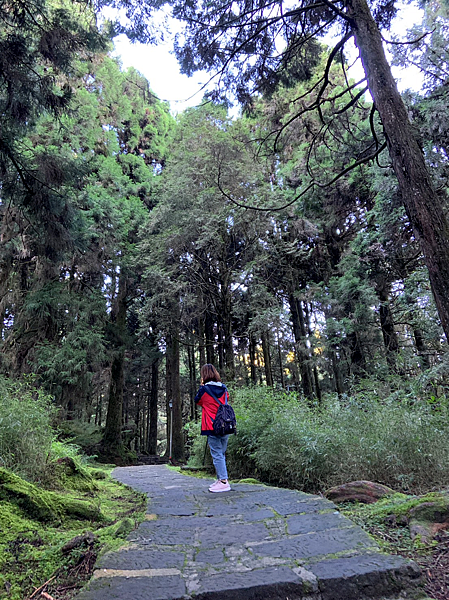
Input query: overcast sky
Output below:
<box><xmin>111</xmin><ymin>2</ymin><xmax>424</xmax><ymax>114</ymax></box>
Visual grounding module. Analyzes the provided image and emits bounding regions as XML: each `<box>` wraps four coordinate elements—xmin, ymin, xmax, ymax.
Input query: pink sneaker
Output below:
<box><xmin>209</xmin><ymin>479</ymin><xmax>231</xmax><ymax>493</ymax></box>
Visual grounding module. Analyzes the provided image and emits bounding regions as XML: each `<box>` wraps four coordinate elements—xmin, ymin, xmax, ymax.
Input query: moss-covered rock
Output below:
<box><xmin>408</xmin><ymin>495</ymin><xmax>449</xmax><ymax>542</ymax></box>
<box><xmin>325</xmin><ymin>480</ymin><xmax>395</xmax><ymax>504</ymax></box>
<box><xmin>344</xmin><ymin>490</ymin><xmax>449</xmax><ymax>544</ymax></box>
<box><xmin>53</xmin><ymin>457</ymin><xmax>98</xmax><ymax>492</ymax></box>
<box><xmin>114</xmin><ymin>518</ymin><xmax>135</xmax><ymax>537</ymax></box>
<box><xmin>0</xmin><ymin>468</ymin><xmax>60</xmax><ymax>522</ymax></box>
<box><xmin>0</xmin><ymin>468</ymin><xmax>108</xmax><ymax>523</ymax></box>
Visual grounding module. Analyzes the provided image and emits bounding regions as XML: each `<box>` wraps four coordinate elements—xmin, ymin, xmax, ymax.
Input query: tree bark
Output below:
<box><xmin>348</xmin><ymin>330</ymin><xmax>366</xmax><ymax>374</ymax></box>
<box><xmin>289</xmin><ymin>293</ymin><xmax>314</xmax><ymax>398</ymax></box>
<box><xmin>148</xmin><ymin>358</ymin><xmax>159</xmax><ymax>455</ymax></box>
<box><xmin>249</xmin><ymin>334</ymin><xmax>257</xmax><ymax>384</ymax></box>
<box><xmin>348</xmin><ymin>0</ymin><xmax>449</xmax><ymax>341</ymax></box>
<box><xmin>276</xmin><ymin>330</ymin><xmax>285</xmax><ymax>388</ymax></box>
<box><xmin>377</xmin><ymin>285</ymin><xmax>399</xmax><ymax>371</ymax></box>
<box><xmin>223</xmin><ymin>299</ymin><xmax>235</xmax><ymax>381</ymax></box>
<box><xmin>187</xmin><ymin>340</ymin><xmax>196</xmax><ymax>420</ymax></box>
<box><xmin>198</xmin><ymin>317</ymin><xmax>206</xmax><ymax>368</ymax></box>
<box><xmin>413</xmin><ymin>327</ymin><xmax>430</xmax><ymax>371</ymax></box>
<box><xmin>102</xmin><ymin>275</ymin><xmax>128</xmax><ymax>455</ymax></box>
<box><xmin>205</xmin><ymin>310</ymin><xmax>215</xmax><ymax>364</ymax></box>
<box><xmin>261</xmin><ymin>330</ymin><xmax>273</xmax><ymax>387</ymax></box>
<box><xmin>165</xmin><ymin>329</ymin><xmax>185</xmax><ymax>461</ymax></box>
<box><xmin>331</xmin><ymin>349</ymin><xmax>344</xmax><ymax>397</ymax></box>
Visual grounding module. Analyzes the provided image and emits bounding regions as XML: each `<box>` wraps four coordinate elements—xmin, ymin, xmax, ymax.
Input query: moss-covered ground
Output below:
<box><xmin>0</xmin><ymin>465</ymin><xmax>146</xmax><ymax>600</ymax></box>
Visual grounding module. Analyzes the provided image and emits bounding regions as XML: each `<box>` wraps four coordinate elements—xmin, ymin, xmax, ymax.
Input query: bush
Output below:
<box><xmin>58</xmin><ymin>420</ymin><xmax>103</xmax><ymax>452</ymax></box>
<box><xmin>188</xmin><ymin>385</ymin><xmax>449</xmax><ymax>494</ymax></box>
<box><xmin>0</xmin><ymin>376</ymin><xmax>55</xmax><ymax>481</ymax></box>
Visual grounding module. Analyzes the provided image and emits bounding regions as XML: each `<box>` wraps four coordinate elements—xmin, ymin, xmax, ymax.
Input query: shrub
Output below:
<box><xmin>57</xmin><ymin>420</ymin><xmax>103</xmax><ymax>452</ymax></box>
<box><xmin>0</xmin><ymin>376</ymin><xmax>55</xmax><ymax>481</ymax></box>
<box><xmin>189</xmin><ymin>384</ymin><xmax>449</xmax><ymax>494</ymax></box>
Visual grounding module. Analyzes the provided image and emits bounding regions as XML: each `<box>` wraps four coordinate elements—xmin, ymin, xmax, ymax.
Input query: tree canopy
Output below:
<box><xmin>1</xmin><ymin>0</ymin><xmax>449</xmax><ymax>462</ymax></box>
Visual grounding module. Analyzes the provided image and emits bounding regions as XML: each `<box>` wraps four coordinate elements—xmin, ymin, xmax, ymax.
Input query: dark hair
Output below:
<box><xmin>201</xmin><ymin>364</ymin><xmax>221</xmax><ymax>384</ymax></box>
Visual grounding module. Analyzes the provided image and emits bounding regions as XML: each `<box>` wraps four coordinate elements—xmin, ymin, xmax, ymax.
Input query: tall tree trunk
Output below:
<box><xmin>166</xmin><ymin>329</ymin><xmax>185</xmax><ymax>461</ymax></box>
<box><xmin>249</xmin><ymin>334</ymin><xmax>257</xmax><ymax>384</ymax></box>
<box><xmin>217</xmin><ymin>321</ymin><xmax>224</xmax><ymax>370</ymax></box>
<box><xmin>261</xmin><ymin>330</ymin><xmax>273</xmax><ymax>387</ymax></box>
<box><xmin>187</xmin><ymin>340</ymin><xmax>196</xmax><ymax>420</ymax></box>
<box><xmin>289</xmin><ymin>294</ymin><xmax>314</xmax><ymax>398</ymax></box>
<box><xmin>378</xmin><ymin>289</ymin><xmax>399</xmax><ymax>372</ymax></box>
<box><xmin>313</xmin><ymin>367</ymin><xmax>322</xmax><ymax>404</ymax></box>
<box><xmin>276</xmin><ymin>330</ymin><xmax>285</xmax><ymax>388</ymax></box>
<box><xmin>205</xmin><ymin>310</ymin><xmax>215</xmax><ymax>364</ymax></box>
<box><xmin>348</xmin><ymin>330</ymin><xmax>366</xmax><ymax>374</ymax></box>
<box><xmin>102</xmin><ymin>352</ymin><xmax>125</xmax><ymax>453</ymax></box>
<box><xmin>198</xmin><ymin>317</ymin><xmax>206</xmax><ymax>368</ymax></box>
<box><xmin>102</xmin><ymin>275</ymin><xmax>128</xmax><ymax>455</ymax></box>
<box><xmin>223</xmin><ymin>296</ymin><xmax>235</xmax><ymax>381</ymax></box>
<box><xmin>331</xmin><ymin>349</ymin><xmax>344</xmax><ymax>397</ymax></box>
<box><xmin>148</xmin><ymin>359</ymin><xmax>159</xmax><ymax>455</ymax></box>
<box><xmin>413</xmin><ymin>327</ymin><xmax>430</xmax><ymax>371</ymax></box>
<box><xmin>304</xmin><ymin>302</ymin><xmax>320</xmax><ymax>400</ymax></box>
<box><xmin>348</xmin><ymin>0</ymin><xmax>449</xmax><ymax>341</ymax></box>
<box><xmin>135</xmin><ymin>386</ymin><xmax>141</xmax><ymax>453</ymax></box>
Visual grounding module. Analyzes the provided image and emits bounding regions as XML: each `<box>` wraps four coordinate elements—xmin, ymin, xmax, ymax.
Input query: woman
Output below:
<box><xmin>195</xmin><ymin>364</ymin><xmax>231</xmax><ymax>492</ymax></box>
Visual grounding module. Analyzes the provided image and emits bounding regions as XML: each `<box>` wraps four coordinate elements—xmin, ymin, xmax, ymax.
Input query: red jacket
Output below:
<box><xmin>195</xmin><ymin>382</ymin><xmax>229</xmax><ymax>435</ymax></box>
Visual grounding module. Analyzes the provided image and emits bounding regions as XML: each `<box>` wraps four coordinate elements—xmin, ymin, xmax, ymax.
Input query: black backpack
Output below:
<box><xmin>213</xmin><ymin>402</ymin><xmax>237</xmax><ymax>436</ymax></box>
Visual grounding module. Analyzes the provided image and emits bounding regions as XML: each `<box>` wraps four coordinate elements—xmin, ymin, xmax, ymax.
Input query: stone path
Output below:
<box><xmin>75</xmin><ymin>466</ymin><xmax>422</xmax><ymax>600</ymax></box>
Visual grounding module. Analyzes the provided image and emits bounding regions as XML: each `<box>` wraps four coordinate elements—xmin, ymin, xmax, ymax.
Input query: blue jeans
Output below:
<box><xmin>207</xmin><ymin>435</ymin><xmax>229</xmax><ymax>480</ymax></box>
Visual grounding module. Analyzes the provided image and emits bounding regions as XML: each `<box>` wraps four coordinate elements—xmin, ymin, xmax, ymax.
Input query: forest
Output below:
<box><xmin>3</xmin><ymin>0</ymin><xmax>449</xmax><ymax>596</ymax></box>
<box><xmin>2</xmin><ymin>0</ymin><xmax>449</xmax><ymax>490</ymax></box>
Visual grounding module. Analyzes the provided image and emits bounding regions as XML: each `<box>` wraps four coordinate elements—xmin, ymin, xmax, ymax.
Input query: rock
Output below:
<box><xmin>408</xmin><ymin>498</ymin><xmax>449</xmax><ymax>543</ymax></box>
<box><xmin>0</xmin><ymin>467</ymin><xmax>60</xmax><ymax>522</ymax></box>
<box><xmin>114</xmin><ymin>517</ymin><xmax>135</xmax><ymax>537</ymax></box>
<box><xmin>0</xmin><ymin>467</ymin><xmax>108</xmax><ymax>523</ymax></box>
<box><xmin>324</xmin><ymin>481</ymin><xmax>394</xmax><ymax>504</ymax></box>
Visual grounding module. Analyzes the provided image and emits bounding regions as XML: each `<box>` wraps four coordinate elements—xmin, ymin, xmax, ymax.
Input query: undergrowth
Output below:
<box><xmin>0</xmin><ymin>376</ymin><xmax>146</xmax><ymax>599</ymax></box>
<box><xmin>186</xmin><ymin>384</ymin><xmax>449</xmax><ymax>494</ymax></box>
<box><xmin>0</xmin><ymin>464</ymin><xmax>146</xmax><ymax>600</ymax></box>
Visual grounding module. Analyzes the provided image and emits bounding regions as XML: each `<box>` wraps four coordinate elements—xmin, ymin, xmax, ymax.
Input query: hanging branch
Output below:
<box><xmin>215</xmin><ymin>141</ymin><xmax>387</xmax><ymax>212</ymax></box>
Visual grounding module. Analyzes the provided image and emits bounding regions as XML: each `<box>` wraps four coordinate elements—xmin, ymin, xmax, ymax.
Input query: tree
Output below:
<box><xmin>139</xmin><ymin>0</ymin><xmax>449</xmax><ymax>342</ymax></box>
<box><xmin>1</xmin><ymin>39</ymin><xmax>174</xmax><ymax>456</ymax></box>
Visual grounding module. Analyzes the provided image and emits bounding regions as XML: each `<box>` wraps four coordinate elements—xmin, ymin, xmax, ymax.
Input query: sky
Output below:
<box><xmin>111</xmin><ymin>3</ymin><xmax>425</xmax><ymax>115</ymax></box>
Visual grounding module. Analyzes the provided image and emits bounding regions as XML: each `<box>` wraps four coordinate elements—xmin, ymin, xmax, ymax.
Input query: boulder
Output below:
<box><xmin>408</xmin><ymin>498</ymin><xmax>449</xmax><ymax>543</ymax></box>
<box><xmin>325</xmin><ymin>480</ymin><xmax>395</xmax><ymax>504</ymax></box>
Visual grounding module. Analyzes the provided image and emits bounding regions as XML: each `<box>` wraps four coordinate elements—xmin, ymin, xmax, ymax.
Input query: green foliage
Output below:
<box><xmin>189</xmin><ymin>385</ymin><xmax>449</xmax><ymax>494</ymax></box>
<box><xmin>57</xmin><ymin>420</ymin><xmax>103</xmax><ymax>453</ymax></box>
<box><xmin>0</xmin><ymin>377</ymin><xmax>54</xmax><ymax>481</ymax></box>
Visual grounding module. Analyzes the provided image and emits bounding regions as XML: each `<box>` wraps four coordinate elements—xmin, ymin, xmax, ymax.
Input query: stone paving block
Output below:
<box><xmin>149</xmin><ymin>502</ymin><xmax>197</xmax><ymax>516</ymax></box>
<box><xmin>198</xmin><ymin>522</ymin><xmax>271</xmax><ymax>547</ymax></box>
<box><xmin>252</xmin><ymin>526</ymin><xmax>376</xmax><ymax>559</ymax></box>
<box><xmin>76</xmin><ymin>574</ymin><xmax>186</xmax><ymax>600</ymax></box>
<box><xmin>193</xmin><ymin>548</ymin><xmax>227</xmax><ymax>565</ymax></box>
<box><xmin>131</xmin><ymin>521</ymin><xmax>193</xmax><ymax>545</ymax></box>
<box><xmin>245</xmin><ymin>507</ymin><xmax>277</xmax><ymax>521</ymax></box>
<box><xmin>307</xmin><ymin>553</ymin><xmax>422</xmax><ymax>600</ymax></box>
<box><xmin>287</xmin><ymin>511</ymin><xmax>354</xmax><ymax>534</ymax></box>
<box><xmin>97</xmin><ymin>549</ymin><xmax>185</xmax><ymax>570</ymax></box>
<box><xmin>267</xmin><ymin>497</ymin><xmax>336</xmax><ymax>516</ymax></box>
<box><xmin>204</xmin><ymin>503</ymin><xmax>254</xmax><ymax>517</ymax></box>
<box><xmin>193</xmin><ymin>565</ymin><xmax>308</xmax><ymax>600</ymax></box>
